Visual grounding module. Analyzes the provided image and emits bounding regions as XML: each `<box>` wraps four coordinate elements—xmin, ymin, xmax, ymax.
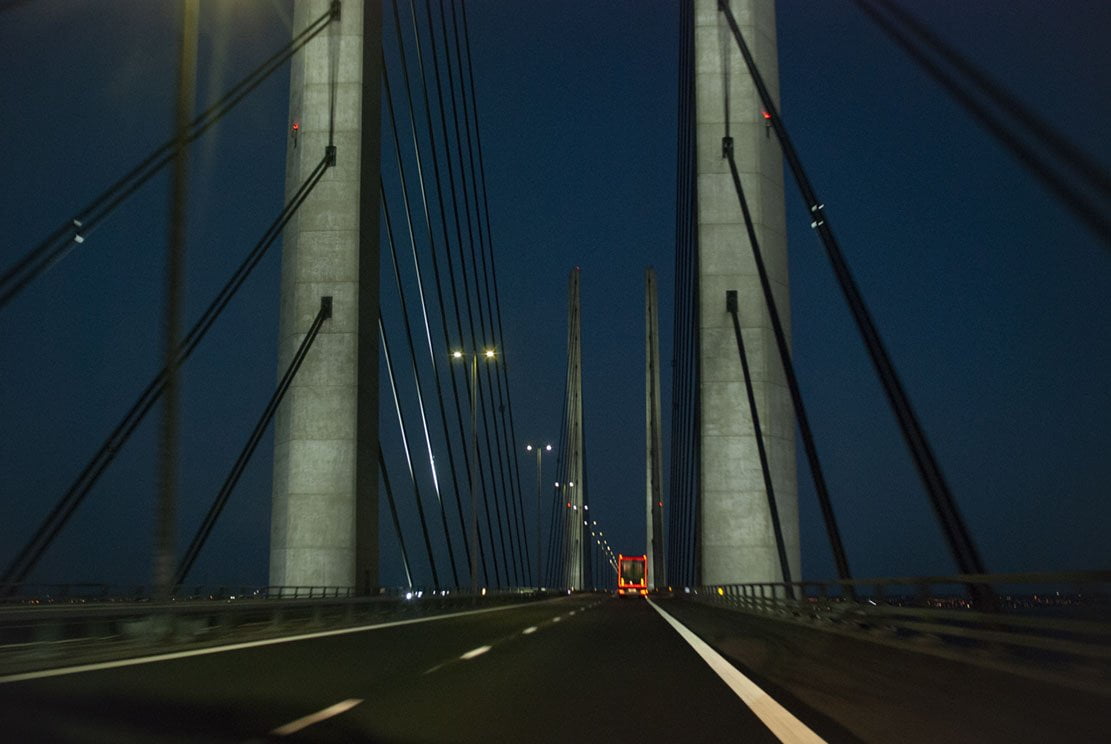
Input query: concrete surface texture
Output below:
<box><xmin>695</xmin><ymin>0</ymin><xmax>800</xmax><ymax>584</ymax></box>
<box><xmin>646</xmin><ymin>267</ymin><xmax>665</xmax><ymax>589</ymax></box>
<box><xmin>562</xmin><ymin>269</ymin><xmax>585</xmax><ymax>590</ymax></box>
<box><xmin>270</xmin><ymin>0</ymin><xmax>381</xmax><ymax>590</ymax></box>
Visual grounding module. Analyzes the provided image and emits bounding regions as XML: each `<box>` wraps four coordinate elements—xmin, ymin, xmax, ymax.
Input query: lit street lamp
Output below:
<box><xmin>525</xmin><ymin>443</ymin><xmax>552</xmax><ymax>588</ymax></box>
<box><xmin>453</xmin><ymin>348</ymin><xmax>496</xmax><ymax>594</ymax></box>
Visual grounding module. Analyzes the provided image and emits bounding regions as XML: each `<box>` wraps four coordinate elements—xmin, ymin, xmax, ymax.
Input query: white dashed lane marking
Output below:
<box><xmin>460</xmin><ymin>645</ymin><xmax>492</xmax><ymax>660</ymax></box>
<box><xmin>522</xmin><ymin>626</ymin><xmax>538</xmax><ymax>635</ymax></box>
<box><xmin>270</xmin><ymin>699</ymin><xmax>363</xmax><ymax>737</ymax></box>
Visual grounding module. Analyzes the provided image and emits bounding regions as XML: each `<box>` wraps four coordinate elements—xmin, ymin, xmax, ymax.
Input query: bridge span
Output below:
<box><xmin>2</xmin><ymin>594</ymin><xmax>1105</xmax><ymax>743</ymax></box>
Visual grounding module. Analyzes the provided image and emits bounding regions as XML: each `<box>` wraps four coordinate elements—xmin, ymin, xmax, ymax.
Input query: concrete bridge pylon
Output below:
<box><xmin>270</xmin><ymin>0</ymin><xmax>383</xmax><ymax>592</ymax></box>
<box><xmin>695</xmin><ymin>0</ymin><xmax>800</xmax><ymax>585</ymax></box>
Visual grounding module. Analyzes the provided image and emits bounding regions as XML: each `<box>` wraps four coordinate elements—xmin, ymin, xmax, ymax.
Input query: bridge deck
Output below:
<box><xmin>0</xmin><ymin>596</ymin><xmax>1105</xmax><ymax>742</ymax></box>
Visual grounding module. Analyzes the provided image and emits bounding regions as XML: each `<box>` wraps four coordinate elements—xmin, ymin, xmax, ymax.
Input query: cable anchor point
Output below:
<box><xmin>809</xmin><ymin>203</ymin><xmax>826</xmax><ymax>229</ymax></box>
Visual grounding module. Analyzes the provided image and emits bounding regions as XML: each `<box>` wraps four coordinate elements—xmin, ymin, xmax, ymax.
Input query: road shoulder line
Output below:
<box><xmin>0</xmin><ymin>599</ymin><xmax>567</xmax><ymax>684</ymax></box>
<box><xmin>647</xmin><ymin>598</ymin><xmax>827</xmax><ymax>744</ymax></box>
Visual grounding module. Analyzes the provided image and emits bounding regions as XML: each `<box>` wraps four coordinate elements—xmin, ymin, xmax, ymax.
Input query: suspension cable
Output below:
<box><xmin>443</xmin><ymin>0</ymin><xmax>516</xmax><ymax>586</ymax></box>
<box><xmin>382</xmin><ymin>189</ymin><xmax>461</xmax><ymax>587</ymax></box>
<box><xmin>379</xmin><ymin>447</ymin><xmax>415</xmax><ymax>590</ymax></box>
<box><xmin>173</xmin><ymin>296</ymin><xmax>333</xmax><ymax>588</ymax></box>
<box><xmin>0</xmin><ymin>154</ymin><xmax>331</xmax><ymax>593</ymax></box>
<box><xmin>852</xmin><ymin>0</ymin><xmax>1110</xmax><ymax>248</ymax></box>
<box><xmin>0</xmin><ymin>3</ymin><xmax>339</xmax><ymax>311</ymax></box>
<box><xmin>459</xmin><ymin>0</ymin><xmax>532</xmax><ymax>585</ymax></box>
<box><xmin>395</xmin><ymin>0</ymin><xmax>478</xmax><ymax>579</ymax></box>
<box><xmin>721</xmin><ymin>136</ymin><xmax>854</xmax><ymax>587</ymax></box>
<box><xmin>410</xmin><ymin>3</ymin><xmax>508</xmax><ymax>586</ymax></box>
<box><xmin>718</xmin><ymin>0</ymin><xmax>993</xmax><ymax>607</ymax></box>
<box><xmin>725</xmin><ymin>290</ymin><xmax>794</xmax><ymax>594</ymax></box>
<box><xmin>380</xmin><ymin>315</ymin><xmax>441</xmax><ymax>589</ymax></box>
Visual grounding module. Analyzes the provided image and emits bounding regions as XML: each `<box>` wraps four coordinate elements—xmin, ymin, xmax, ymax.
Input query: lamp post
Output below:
<box><xmin>453</xmin><ymin>348</ymin><xmax>495</xmax><ymax>594</ymax></box>
<box><xmin>525</xmin><ymin>443</ymin><xmax>552</xmax><ymax>588</ymax></box>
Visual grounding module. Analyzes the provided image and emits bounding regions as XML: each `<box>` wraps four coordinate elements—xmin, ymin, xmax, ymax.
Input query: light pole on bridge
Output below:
<box><xmin>524</xmin><ymin>443</ymin><xmax>552</xmax><ymax>587</ymax></box>
<box><xmin>453</xmin><ymin>348</ymin><xmax>496</xmax><ymax>594</ymax></box>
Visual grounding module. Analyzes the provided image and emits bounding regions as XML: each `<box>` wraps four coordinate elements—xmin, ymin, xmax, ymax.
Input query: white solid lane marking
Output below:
<box><xmin>0</xmin><ymin>600</ymin><xmax>561</xmax><ymax>685</ymax></box>
<box><xmin>271</xmin><ymin>698</ymin><xmax>362</xmax><ymax>737</ymax></box>
<box><xmin>647</xmin><ymin>599</ymin><xmax>827</xmax><ymax>744</ymax></box>
<box><xmin>522</xmin><ymin>626</ymin><xmax>538</xmax><ymax>635</ymax></box>
<box><xmin>460</xmin><ymin>645</ymin><xmax>492</xmax><ymax>660</ymax></box>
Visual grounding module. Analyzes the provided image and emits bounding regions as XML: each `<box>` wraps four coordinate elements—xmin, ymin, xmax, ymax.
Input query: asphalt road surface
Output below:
<box><xmin>0</xmin><ymin>595</ymin><xmax>826</xmax><ymax>743</ymax></box>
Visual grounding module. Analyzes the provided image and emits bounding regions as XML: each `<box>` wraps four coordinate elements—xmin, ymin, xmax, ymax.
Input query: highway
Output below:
<box><xmin>0</xmin><ymin>595</ymin><xmax>819</xmax><ymax>743</ymax></box>
<box><xmin>1</xmin><ymin>595</ymin><xmax>1105</xmax><ymax>742</ymax></box>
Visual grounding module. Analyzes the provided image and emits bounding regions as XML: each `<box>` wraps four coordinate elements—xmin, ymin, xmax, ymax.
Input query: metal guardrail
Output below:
<box><xmin>0</xmin><ymin>583</ymin><xmax>357</xmax><ymax>604</ymax></box>
<box><xmin>686</xmin><ymin>571</ymin><xmax>1111</xmax><ymax>694</ymax></box>
<box><xmin>0</xmin><ymin>585</ymin><xmax>565</xmax><ymax>677</ymax></box>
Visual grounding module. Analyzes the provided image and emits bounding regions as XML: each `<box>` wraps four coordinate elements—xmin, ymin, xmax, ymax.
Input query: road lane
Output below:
<box><xmin>0</xmin><ymin>595</ymin><xmax>811</xmax><ymax>742</ymax></box>
<box><xmin>338</xmin><ymin>595</ymin><xmax>782</xmax><ymax>743</ymax></box>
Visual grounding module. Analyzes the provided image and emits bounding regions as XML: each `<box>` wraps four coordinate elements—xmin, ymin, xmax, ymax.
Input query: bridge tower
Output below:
<box><xmin>695</xmin><ymin>0</ymin><xmax>799</xmax><ymax>584</ymax></box>
<box><xmin>561</xmin><ymin>268</ymin><xmax>585</xmax><ymax>590</ymax></box>
<box><xmin>645</xmin><ymin>268</ymin><xmax>665</xmax><ymax>590</ymax></box>
<box><xmin>270</xmin><ymin>1</ymin><xmax>383</xmax><ymax>592</ymax></box>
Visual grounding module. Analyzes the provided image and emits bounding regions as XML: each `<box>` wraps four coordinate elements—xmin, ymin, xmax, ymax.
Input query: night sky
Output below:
<box><xmin>1</xmin><ymin>0</ymin><xmax>1108</xmax><ymax>590</ymax></box>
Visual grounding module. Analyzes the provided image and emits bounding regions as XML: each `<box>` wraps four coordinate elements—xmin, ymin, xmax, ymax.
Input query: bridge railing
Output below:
<box><xmin>687</xmin><ymin>571</ymin><xmax>1111</xmax><ymax>693</ymax></box>
<box><xmin>0</xmin><ymin>585</ymin><xmax>562</xmax><ymax>677</ymax></box>
<box><xmin>0</xmin><ymin>583</ymin><xmax>358</xmax><ymax>604</ymax></box>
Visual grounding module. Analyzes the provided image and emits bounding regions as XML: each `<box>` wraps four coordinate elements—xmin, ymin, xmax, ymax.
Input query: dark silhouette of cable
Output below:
<box><xmin>853</xmin><ymin>0</ymin><xmax>1110</xmax><ymax>248</ymax></box>
<box><xmin>380</xmin><ymin>316</ymin><xmax>441</xmax><ymax>589</ymax></box>
<box><xmin>382</xmin><ymin>189</ymin><xmax>461</xmax><ymax>588</ymax></box>
<box><xmin>0</xmin><ymin>155</ymin><xmax>330</xmax><ymax>592</ymax></box>
<box><xmin>0</xmin><ymin>0</ymin><xmax>33</xmax><ymax>17</ymax></box>
<box><xmin>416</xmin><ymin>2</ymin><xmax>504</xmax><ymax>586</ymax></box>
<box><xmin>422</xmin><ymin>0</ymin><xmax>497</xmax><ymax>585</ymax></box>
<box><xmin>718</xmin><ymin>0</ymin><xmax>993</xmax><ymax>607</ymax></box>
<box><xmin>726</xmin><ymin>291</ymin><xmax>794</xmax><ymax>594</ymax></box>
<box><xmin>435</xmin><ymin>2</ymin><xmax>509</xmax><ymax>587</ymax></box>
<box><xmin>444</xmin><ymin>0</ymin><xmax>520</xmax><ymax>587</ymax></box>
<box><xmin>671</xmin><ymin>0</ymin><xmax>690</xmax><ymax>587</ymax></box>
<box><xmin>0</xmin><ymin>4</ymin><xmax>338</xmax><ymax>311</ymax></box>
<box><xmin>721</xmin><ymin>137</ymin><xmax>854</xmax><ymax>588</ymax></box>
<box><xmin>173</xmin><ymin>296</ymin><xmax>333</xmax><ymax>588</ymax></box>
<box><xmin>872</xmin><ymin>0</ymin><xmax>1110</xmax><ymax>197</ymax></box>
<box><xmin>547</xmin><ymin>299</ymin><xmax>577</xmax><ymax>587</ymax></box>
<box><xmin>545</xmin><ymin>366</ymin><xmax>571</xmax><ymax>586</ymax></box>
<box><xmin>385</xmin><ymin>7</ymin><xmax>503</xmax><ymax>588</ymax></box>
<box><xmin>380</xmin><ymin>70</ymin><xmax>492</xmax><ymax>590</ymax></box>
<box><xmin>459</xmin><ymin>0</ymin><xmax>533</xmax><ymax>584</ymax></box>
<box><xmin>669</xmin><ymin>0</ymin><xmax>700</xmax><ymax>588</ymax></box>
<box><xmin>379</xmin><ymin>447</ymin><xmax>415</xmax><ymax>589</ymax></box>
<box><xmin>457</xmin><ymin>0</ymin><xmax>530</xmax><ymax>584</ymax></box>
<box><xmin>394</xmin><ymin>0</ymin><xmax>480</xmax><ymax>582</ymax></box>
<box><xmin>384</xmin><ymin>0</ymin><xmax>471</xmax><ymax>589</ymax></box>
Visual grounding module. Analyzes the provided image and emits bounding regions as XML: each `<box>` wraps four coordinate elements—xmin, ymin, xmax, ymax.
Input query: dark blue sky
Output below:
<box><xmin>1</xmin><ymin>0</ymin><xmax>1108</xmax><ymax>589</ymax></box>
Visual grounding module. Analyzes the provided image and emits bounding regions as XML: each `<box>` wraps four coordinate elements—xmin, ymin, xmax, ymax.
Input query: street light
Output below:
<box><xmin>453</xmin><ymin>348</ymin><xmax>496</xmax><ymax>594</ymax></box>
<box><xmin>524</xmin><ymin>442</ymin><xmax>553</xmax><ymax>588</ymax></box>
